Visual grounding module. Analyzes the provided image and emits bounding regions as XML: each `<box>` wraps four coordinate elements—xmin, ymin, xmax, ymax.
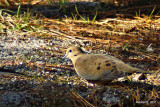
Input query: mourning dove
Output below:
<box><xmin>64</xmin><ymin>46</ymin><xmax>152</xmax><ymax>84</ymax></box>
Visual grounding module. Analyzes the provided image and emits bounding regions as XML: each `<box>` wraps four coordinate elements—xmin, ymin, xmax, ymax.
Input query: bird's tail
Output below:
<box><xmin>118</xmin><ymin>63</ymin><xmax>152</xmax><ymax>74</ymax></box>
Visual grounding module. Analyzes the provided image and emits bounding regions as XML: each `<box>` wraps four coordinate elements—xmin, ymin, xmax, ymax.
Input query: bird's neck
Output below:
<box><xmin>71</xmin><ymin>54</ymin><xmax>84</xmax><ymax>66</ymax></box>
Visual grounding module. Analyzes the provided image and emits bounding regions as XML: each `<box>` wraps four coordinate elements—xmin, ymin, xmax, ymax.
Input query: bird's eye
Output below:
<box><xmin>69</xmin><ymin>50</ymin><xmax>72</xmax><ymax>52</ymax></box>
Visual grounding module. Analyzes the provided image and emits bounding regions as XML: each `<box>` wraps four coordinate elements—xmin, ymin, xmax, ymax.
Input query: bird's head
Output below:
<box><xmin>64</xmin><ymin>46</ymin><xmax>85</xmax><ymax>59</ymax></box>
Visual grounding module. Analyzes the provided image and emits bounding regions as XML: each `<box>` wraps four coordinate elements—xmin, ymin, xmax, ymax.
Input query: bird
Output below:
<box><xmin>64</xmin><ymin>46</ymin><xmax>152</xmax><ymax>85</ymax></box>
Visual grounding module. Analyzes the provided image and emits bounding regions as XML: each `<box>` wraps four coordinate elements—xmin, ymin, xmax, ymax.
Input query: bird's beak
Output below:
<box><xmin>63</xmin><ymin>54</ymin><xmax>68</xmax><ymax>58</ymax></box>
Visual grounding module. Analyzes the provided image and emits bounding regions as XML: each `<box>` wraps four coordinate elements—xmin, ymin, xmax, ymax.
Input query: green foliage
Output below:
<box><xmin>92</xmin><ymin>11</ymin><xmax>97</xmax><ymax>23</ymax></box>
<box><xmin>0</xmin><ymin>0</ymin><xmax>10</xmax><ymax>6</ymax></box>
<box><xmin>16</xmin><ymin>4</ymin><xmax>21</xmax><ymax>18</ymax></box>
<box><xmin>58</xmin><ymin>0</ymin><xmax>69</xmax><ymax>13</ymax></box>
<box><xmin>71</xmin><ymin>12</ymin><xmax>77</xmax><ymax>20</ymax></box>
<box><xmin>15</xmin><ymin>7</ymin><xmax>33</xmax><ymax>31</ymax></box>
<box><xmin>135</xmin><ymin>9</ymin><xmax>141</xmax><ymax>18</ymax></box>
<box><xmin>149</xmin><ymin>6</ymin><xmax>156</xmax><ymax>20</ymax></box>
<box><xmin>75</xmin><ymin>4</ymin><xmax>86</xmax><ymax>22</ymax></box>
<box><xmin>1</xmin><ymin>4</ymin><xmax>42</xmax><ymax>31</ymax></box>
<box><xmin>136</xmin><ymin>7</ymin><xmax>156</xmax><ymax>20</ymax></box>
<box><xmin>14</xmin><ymin>5</ymin><xmax>44</xmax><ymax>31</ymax></box>
<box><xmin>5</xmin><ymin>0</ymin><xmax>10</xmax><ymax>6</ymax></box>
<box><xmin>74</xmin><ymin>4</ymin><xmax>97</xmax><ymax>24</ymax></box>
<box><xmin>47</xmin><ymin>0</ymin><xmax>55</xmax><ymax>6</ymax></box>
<box><xmin>123</xmin><ymin>39</ymin><xmax>133</xmax><ymax>50</ymax></box>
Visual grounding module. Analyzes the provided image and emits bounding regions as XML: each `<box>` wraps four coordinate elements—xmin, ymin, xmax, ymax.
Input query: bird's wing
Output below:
<box><xmin>74</xmin><ymin>54</ymin><xmax>125</xmax><ymax>81</ymax></box>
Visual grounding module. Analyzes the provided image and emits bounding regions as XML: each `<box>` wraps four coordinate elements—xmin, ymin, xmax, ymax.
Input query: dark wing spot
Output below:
<box><xmin>111</xmin><ymin>62</ymin><xmax>116</xmax><ymax>64</ymax></box>
<box><xmin>99</xmin><ymin>63</ymin><xmax>101</xmax><ymax>65</ymax></box>
<box><xmin>112</xmin><ymin>66</ymin><xmax>116</xmax><ymax>68</ymax></box>
<box><xmin>105</xmin><ymin>60</ymin><xmax>109</xmax><ymax>63</ymax></box>
<box><xmin>106</xmin><ymin>63</ymin><xmax>111</xmax><ymax>66</ymax></box>
<box><xmin>97</xmin><ymin>66</ymin><xmax>100</xmax><ymax>70</ymax></box>
<box><xmin>74</xmin><ymin>54</ymin><xmax>77</xmax><ymax>56</ymax></box>
<box><xmin>83</xmin><ymin>59</ymin><xmax>86</xmax><ymax>62</ymax></box>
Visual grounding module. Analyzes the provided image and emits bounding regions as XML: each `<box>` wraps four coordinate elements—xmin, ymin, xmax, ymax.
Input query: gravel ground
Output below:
<box><xmin>0</xmin><ymin>29</ymin><xmax>159</xmax><ymax>106</ymax></box>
